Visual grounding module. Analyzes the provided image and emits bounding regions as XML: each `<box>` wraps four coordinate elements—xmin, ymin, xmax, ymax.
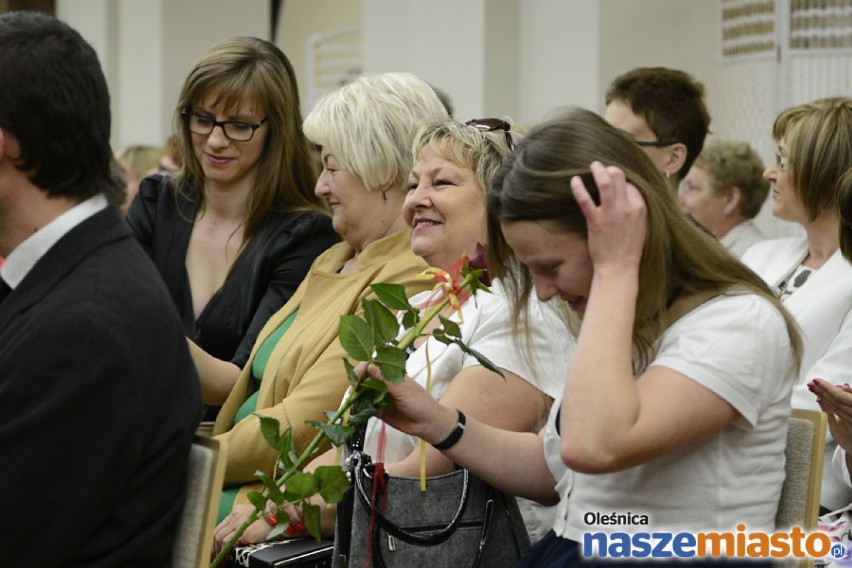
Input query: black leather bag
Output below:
<box><xmin>333</xmin><ymin>449</ymin><xmax>531</xmax><ymax>568</ymax></box>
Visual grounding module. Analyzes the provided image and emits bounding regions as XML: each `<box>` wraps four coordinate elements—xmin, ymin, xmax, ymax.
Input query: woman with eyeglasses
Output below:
<box><xmin>126</xmin><ymin>38</ymin><xmax>337</xmax><ymax>416</ymax></box>
<box><xmin>742</xmin><ymin>97</ymin><xmax>852</xmax><ymax>515</ymax></box>
<box><xmin>213</xmin><ymin>118</ymin><xmax>574</xmax><ymax>554</ymax></box>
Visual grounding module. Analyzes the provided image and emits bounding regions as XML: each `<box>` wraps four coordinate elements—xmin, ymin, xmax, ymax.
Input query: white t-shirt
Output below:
<box><xmin>743</xmin><ymin>236</ymin><xmax>852</xmax><ymax>510</ymax></box>
<box><xmin>543</xmin><ymin>293</ymin><xmax>795</xmax><ymax>540</ymax></box>
<box><xmin>361</xmin><ymin>279</ymin><xmax>573</xmax><ymax>541</ymax></box>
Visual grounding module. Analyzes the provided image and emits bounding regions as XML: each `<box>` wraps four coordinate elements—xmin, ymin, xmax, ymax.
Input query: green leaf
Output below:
<box><xmin>402</xmin><ymin>310</ymin><xmax>418</xmax><ymax>330</ymax></box>
<box><xmin>247</xmin><ymin>490</ymin><xmax>267</xmax><ymax>511</ymax></box>
<box><xmin>343</xmin><ymin>358</ymin><xmax>358</xmax><ymax>386</ymax></box>
<box><xmin>314</xmin><ymin>465</ymin><xmax>351</xmax><ymax>504</ymax></box>
<box><xmin>302</xmin><ymin>503</ymin><xmax>323</xmax><ymax>542</ymax></box>
<box><xmin>256</xmin><ymin>414</ymin><xmax>281</xmax><ymax>451</ymax></box>
<box><xmin>360</xmin><ymin>377</ymin><xmax>389</xmax><ymax>403</ymax></box>
<box><xmin>438</xmin><ymin>315</ymin><xmax>462</xmax><ymax>339</ymax></box>
<box><xmin>374</xmin><ymin>345</ymin><xmax>406</xmax><ymax>383</ymax></box>
<box><xmin>338</xmin><ymin>314</ymin><xmax>373</xmax><ymax>361</ymax></box>
<box><xmin>256</xmin><ymin>471</ymin><xmax>285</xmax><ymax>504</ymax></box>
<box><xmin>347</xmin><ymin>398</ymin><xmax>382</xmax><ymax>427</ymax></box>
<box><xmin>268</xmin><ymin>522</ymin><xmax>289</xmax><ymax>540</ymax></box>
<box><xmin>307</xmin><ymin>420</ymin><xmax>356</xmax><ymax>446</ymax></box>
<box><xmin>363</xmin><ymin>298</ymin><xmax>400</xmax><ymax>344</ymax></box>
<box><xmin>284</xmin><ymin>471</ymin><xmax>318</xmax><ymax>501</ymax></box>
<box><xmin>278</xmin><ymin>428</ymin><xmax>294</xmax><ymax>469</ymax></box>
<box><xmin>440</xmin><ymin>335</ymin><xmax>505</xmax><ymax>378</ymax></box>
<box><xmin>371</xmin><ymin>283</ymin><xmax>412</xmax><ymax>310</ymax></box>
<box><xmin>431</xmin><ymin>329</ymin><xmax>450</xmax><ymax>345</ymax></box>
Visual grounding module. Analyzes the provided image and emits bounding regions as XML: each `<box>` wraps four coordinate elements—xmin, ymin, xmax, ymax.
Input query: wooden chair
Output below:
<box><xmin>774</xmin><ymin>409</ymin><xmax>827</xmax><ymax>568</ymax></box>
<box><xmin>172</xmin><ymin>435</ymin><xmax>227</xmax><ymax>568</ymax></box>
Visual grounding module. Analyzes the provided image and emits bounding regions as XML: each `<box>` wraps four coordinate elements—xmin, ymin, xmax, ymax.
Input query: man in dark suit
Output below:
<box><xmin>0</xmin><ymin>11</ymin><xmax>203</xmax><ymax>567</ymax></box>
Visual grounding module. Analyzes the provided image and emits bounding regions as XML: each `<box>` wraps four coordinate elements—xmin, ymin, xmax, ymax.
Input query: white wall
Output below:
<box><xmin>58</xmin><ymin>0</ymin><xmax>723</xmax><ymax>151</ymax></box>
<box><xmin>277</xmin><ymin>0</ymin><xmax>362</xmax><ymax>117</ymax></box>
<box><xmin>599</xmin><ymin>0</ymin><xmax>719</xmax><ymax>117</ymax></box>
<box><xmin>59</xmin><ymin>0</ymin><xmax>268</xmax><ymax>150</ymax></box>
<box><xmin>519</xmin><ymin>0</ymin><xmax>600</xmax><ymax>125</ymax></box>
<box><xmin>363</xmin><ymin>0</ymin><xmax>488</xmax><ymax>121</ymax></box>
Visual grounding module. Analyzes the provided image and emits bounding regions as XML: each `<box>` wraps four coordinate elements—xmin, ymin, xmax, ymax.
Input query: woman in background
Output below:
<box><xmin>679</xmin><ymin>140</ymin><xmax>769</xmax><ymax>257</ymax></box>
<box><xmin>744</xmin><ymin>96</ymin><xmax>852</xmax><ymax>514</ymax></box>
<box><xmin>115</xmin><ymin>144</ymin><xmax>162</xmax><ymax>214</ymax></box>
<box><xmin>126</xmin><ymin>37</ymin><xmax>337</xmax><ymax>413</ymax></box>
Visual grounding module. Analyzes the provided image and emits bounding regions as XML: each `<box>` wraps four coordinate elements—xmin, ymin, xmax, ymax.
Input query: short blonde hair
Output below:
<box><xmin>692</xmin><ymin>140</ymin><xmax>769</xmax><ymax>219</ymax></box>
<box><xmin>411</xmin><ymin>119</ymin><xmax>513</xmax><ymax>191</ymax></box>
<box><xmin>773</xmin><ymin>96</ymin><xmax>852</xmax><ymax>221</ymax></box>
<box><xmin>302</xmin><ymin>72</ymin><xmax>448</xmax><ymax>193</ymax></box>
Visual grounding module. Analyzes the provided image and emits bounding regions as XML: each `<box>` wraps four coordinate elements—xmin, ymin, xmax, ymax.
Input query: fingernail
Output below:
<box><xmin>812</xmin><ymin>378</ymin><xmax>821</xmax><ymax>386</ymax></box>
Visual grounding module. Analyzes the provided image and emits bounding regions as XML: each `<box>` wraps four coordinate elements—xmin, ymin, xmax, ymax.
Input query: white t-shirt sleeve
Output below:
<box><xmin>460</xmin><ymin>284</ymin><xmax>572</xmax><ymax>399</ymax></box>
<box><xmin>651</xmin><ymin>293</ymin><xmax>794</xmax><ymax>427</ymax></box>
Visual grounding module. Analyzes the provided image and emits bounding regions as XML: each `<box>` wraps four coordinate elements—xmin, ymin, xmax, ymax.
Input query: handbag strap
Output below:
<box><xmin>353</xmin><ymin>463</ymin><xmax>472</xmax><ymax>545</ymax></box>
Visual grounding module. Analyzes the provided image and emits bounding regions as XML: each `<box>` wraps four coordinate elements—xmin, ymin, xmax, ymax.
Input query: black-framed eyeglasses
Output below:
<box><xmin>633</xmin><ymin>139</ymin><xmax>678</xmax><ymax>148</ymax></box>
<box><xmin>181</xmin><ymin>109</ymin><xmax>268</xmax><ymax>142</ymax></box>
<box><xmin>465</xmin><ymin>118</ymin><xmax>515</xmax><ymax>151</ymax></box>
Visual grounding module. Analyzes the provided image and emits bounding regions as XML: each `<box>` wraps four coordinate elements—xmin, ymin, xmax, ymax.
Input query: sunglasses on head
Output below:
<box><xmin>465</xmin><ymin>118</ymin><xmax>515</xmax><ymax>151</ymax></box>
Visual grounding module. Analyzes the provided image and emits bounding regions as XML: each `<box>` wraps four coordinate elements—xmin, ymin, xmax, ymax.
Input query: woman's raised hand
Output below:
<box><xmin>570</xmin><ymin>161</ymin><xmax>646</xmax><ymax>274</ymax></box>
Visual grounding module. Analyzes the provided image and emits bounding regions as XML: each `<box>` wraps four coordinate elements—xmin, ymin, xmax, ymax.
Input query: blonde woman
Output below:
<box><xmin>210</xmin><ymin>72</ymin><xmax>448</xmax><ymax>522</ymax></box>
<box><xmin>374</xmin><ymin>108</ymin><xmax>800</xmax><ymax>567</ymax></box>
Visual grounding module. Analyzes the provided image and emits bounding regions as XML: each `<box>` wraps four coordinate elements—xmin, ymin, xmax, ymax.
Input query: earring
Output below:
<box><xmin>382</xmin><ymin>190</ymin><xmax>388</xmax><ymax>203</ymax></box>
<box><xmin>664</xmin><ymin>170</ymin><xmax>672</xmax><ymax>179</ymax></box>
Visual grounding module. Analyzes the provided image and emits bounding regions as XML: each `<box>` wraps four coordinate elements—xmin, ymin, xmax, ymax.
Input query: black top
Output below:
<box><xmin>126</xmin><ymin>175</ymin><xmax>338</xmax><ymax>368</ymax></box>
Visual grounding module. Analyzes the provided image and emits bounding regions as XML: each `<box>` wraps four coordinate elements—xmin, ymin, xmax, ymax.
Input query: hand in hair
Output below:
<box><xmin>569</xmin><ymin>161</ymin><xmax>646</xmax><ymax>275</ymax></box>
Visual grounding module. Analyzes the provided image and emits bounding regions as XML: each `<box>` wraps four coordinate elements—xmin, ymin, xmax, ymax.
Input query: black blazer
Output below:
<box><xmin>127</xmin><ymin>175</ymin><xmax>338</xmax><ymax>369</ymax></box>
<box><xmin>0</xmin><ymin>206</ymin><xmax>202</xmax><ymax>567</ymax></box>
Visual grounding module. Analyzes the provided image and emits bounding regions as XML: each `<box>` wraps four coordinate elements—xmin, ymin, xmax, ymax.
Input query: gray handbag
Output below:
<box><xmin>333</xmin><ymin>448</ymin><xmax>531</xmax><ymax>568</ymax></box>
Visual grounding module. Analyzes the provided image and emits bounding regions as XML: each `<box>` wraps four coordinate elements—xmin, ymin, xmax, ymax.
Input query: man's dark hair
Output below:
<box><xmin>606</xmin><ymin>67</ymin><xmax>711</xmax><ymax>180</ymax></box>
<box><xmin>0</xmin><ymin>11</ymin><xmax>115</xmax><ymax>200</ymax></box>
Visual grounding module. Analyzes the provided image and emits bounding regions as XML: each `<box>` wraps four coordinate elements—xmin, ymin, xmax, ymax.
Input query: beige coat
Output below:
<box><xmin>214</xmin><ymin>229</ymin><xmax>430</xmax><ymax>502</ymax></box>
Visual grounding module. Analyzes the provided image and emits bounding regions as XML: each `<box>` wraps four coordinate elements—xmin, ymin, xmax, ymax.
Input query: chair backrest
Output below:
<box><xmin>172</xmin><ymin>435</ymin><xmax>227</xmax><ymax>568</ymax></box>
<box><xmin>774</xmin><ymin>409</ymin><xmax>827</xmax><ymax>568</ymax></box>
<box><xmin>776</xmin><ymin>409</ymin><xmax>827</xmax><ymax>532</ymax></box>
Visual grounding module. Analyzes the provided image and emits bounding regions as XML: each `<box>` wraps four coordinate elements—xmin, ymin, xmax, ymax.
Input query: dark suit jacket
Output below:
<box><xmin>0</xmin><ymin>206</ymin><xmax>203</xmax><ymax>567</ymax></box>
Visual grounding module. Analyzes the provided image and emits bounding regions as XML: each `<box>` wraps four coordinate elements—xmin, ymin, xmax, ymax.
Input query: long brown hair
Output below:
<box><xmin>487</xmin><ymin>107</ymin><xmax>801</xmax><ymax>370</ymax></box>
<box><xmin>172</xmin><ymin>36</ymin><xmax>325</xmax><ymax>247</ymax></box>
